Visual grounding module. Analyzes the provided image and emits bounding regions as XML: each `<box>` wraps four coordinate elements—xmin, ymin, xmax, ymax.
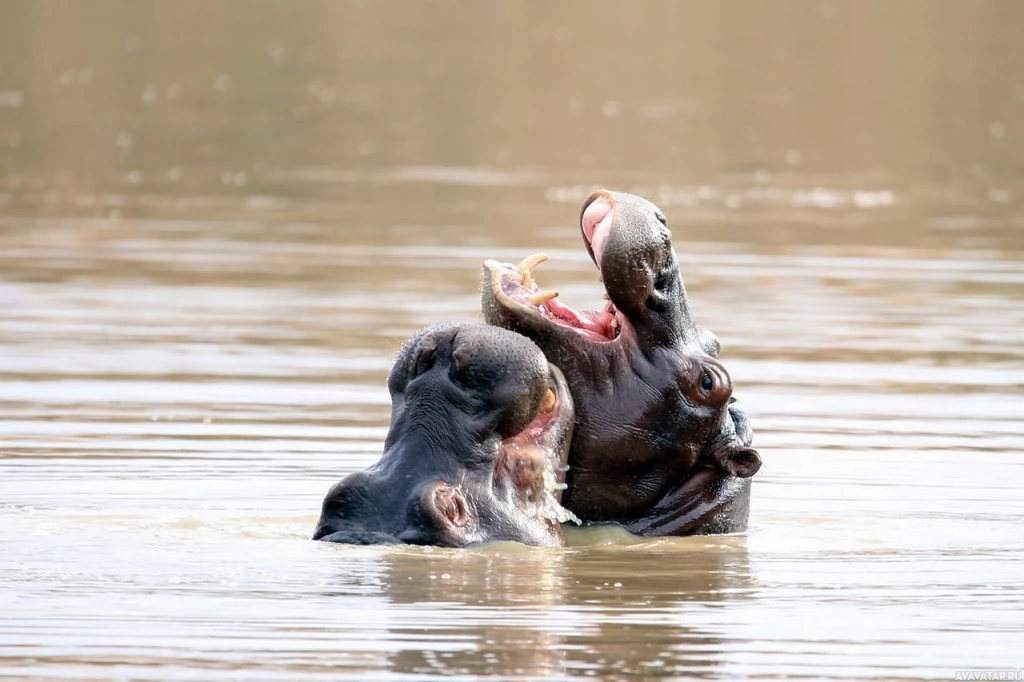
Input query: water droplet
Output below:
<box><xmin>988</xmin><ymin>188</ymin><xmax>1011</xmax><ymax>204</ymax></box>
<box><xmin>213</xmin><ymin>74</ymin><xmax>232</xmax><ymax>92</ymax></box>
<box><xmin>601</xmin><ymin>100</ymin><xmax>623</xmax><ymax>118</ymax></box>
<box><xmin>0</xmin><ymin>91</ymin><xmax>24</xmax><ymax>108</ymax></box>
<box><xmin>267</xmin><ymin>42</ymin><xmax>289</xmax><ymax>65</ymax></box>
<box><xmin>142</xmin><ymin>84</ymin><xmax>159</xmax><ymax>105</ymax></box>
<box><xmin>318</xmin><ymin>86</ymin><xmax>336</xmax><ymax>105</ymax></box>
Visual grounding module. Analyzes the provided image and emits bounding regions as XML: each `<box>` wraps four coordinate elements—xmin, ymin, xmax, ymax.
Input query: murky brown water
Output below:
<box><xmin>2</xmin><ymin>1</ymin><xmax>1023</xmax><ymax>679</ymax></box>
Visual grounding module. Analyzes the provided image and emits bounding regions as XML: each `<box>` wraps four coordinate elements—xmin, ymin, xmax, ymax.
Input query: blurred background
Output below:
<box><xmin>1</xmin><ymin>1</ymin><xmax>1023</xmax><ymax>680</ymax></box>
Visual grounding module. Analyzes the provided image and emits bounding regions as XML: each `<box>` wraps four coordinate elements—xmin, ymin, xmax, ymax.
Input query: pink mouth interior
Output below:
<box><xmin>581</xmin><ymin>197</ymin><xmax>614</xmax><ymax>269</ymax></box>
<box><xmin>494</xmin><ymin>386</ymin><xmax>575</xmax><ymax>520</ymax></box>
<box><xmin>492</xmin><ymin>263</ymin><xmax>621</xmax><ymax>343</ymax></box>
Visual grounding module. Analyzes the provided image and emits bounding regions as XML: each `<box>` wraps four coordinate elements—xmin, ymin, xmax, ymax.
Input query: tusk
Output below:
<box><xmin>517</xmin><ymin>253</ymin><xmax>549</xmax><ymax>271</ymax></box>
<box><xmin>527</xmin><ymin>290</ymin><xmax>559</xmax><ymax>306</ymax></box>
<box><xmin>541</xmin><ymin>388</ymin><xmax>557</xmax><ymax>413</ymax></box>
<box><xmin>517</xmin><ymin>253</ymin><xmax>549</xmax><ymax>288</ymax></box>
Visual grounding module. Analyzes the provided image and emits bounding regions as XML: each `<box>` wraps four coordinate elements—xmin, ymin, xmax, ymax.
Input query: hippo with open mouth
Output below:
<box><xmin>481</xmin><ymin>190</ymin><xmax>761</xmax><ymax>536</ymax></box>
<box><xmin>313</xmin><ymin>323</ymin><xmax>577</xmax><ymax>547</ymax></box>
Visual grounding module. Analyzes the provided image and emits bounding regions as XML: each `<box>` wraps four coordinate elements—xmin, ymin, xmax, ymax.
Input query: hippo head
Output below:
<box><xmin>481</xmin><ymin>190</ymin><xmax>760</xmax><ymax>536</ymax></box>
<box><xmin>313</xmin><ymin>323</ymin><xmax>576</xmax><ymax>547</ymax></box>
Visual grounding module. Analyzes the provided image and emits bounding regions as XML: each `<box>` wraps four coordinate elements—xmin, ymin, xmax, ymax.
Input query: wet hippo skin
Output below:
<box><xmin>313</xmin><ymin>323</ymin><xmax>576</xmax><ymax>547</ymax></box>
<box><xmin>482</xmin><ymin>190</ymin><xmax>761</xmax><ymax>536</ymax></box>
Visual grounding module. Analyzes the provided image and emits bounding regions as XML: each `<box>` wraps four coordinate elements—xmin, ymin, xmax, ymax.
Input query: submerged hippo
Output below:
<box><xmin>481</xmin><ymin>190</ymin><xmax>761</xmax><ymax>536</ymax></box>
<box><xmin>313</xmin><ymin>323</ymin><xmax>577</xmax><ymax>547</ymax></box>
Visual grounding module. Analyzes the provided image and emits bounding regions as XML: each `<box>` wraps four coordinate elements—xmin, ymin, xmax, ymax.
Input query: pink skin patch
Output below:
<box><xmin>581</xmin><ymin>197</ymin><xmax>614</xmax><ymax>270</ymax></box>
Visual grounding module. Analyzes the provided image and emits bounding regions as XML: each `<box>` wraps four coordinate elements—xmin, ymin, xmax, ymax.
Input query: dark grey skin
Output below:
<box><xmin>313</xmin><ymin>323</ymin><xmax>576</xmax><ymax>547</ymax></box>
<box><xmin>481</xmin><ymin>189</ymin><xmax>760</xmax><ymax>536</ymax></box>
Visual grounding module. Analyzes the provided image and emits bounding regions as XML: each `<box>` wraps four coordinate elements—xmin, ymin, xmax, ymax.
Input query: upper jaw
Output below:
<box><xmin>481</xmin><ymin>256</ymin><xmax>627</xmax><ymax>344</ymax></box>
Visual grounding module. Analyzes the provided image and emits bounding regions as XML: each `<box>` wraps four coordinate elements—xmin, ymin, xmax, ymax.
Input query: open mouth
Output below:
<box><xmin>494</xmin><ymin>372</ymin><xmax>579</xmax><ymax>525</ymax></box>
<box><xmin>483</xmin><ymin>192</ymin><xmax>627</xmax><ymax>343</ymax></box>
<box><xmin>482</xmin><ymin>253</ymin><xmax>625</xmax><ymax>343</ymax></box>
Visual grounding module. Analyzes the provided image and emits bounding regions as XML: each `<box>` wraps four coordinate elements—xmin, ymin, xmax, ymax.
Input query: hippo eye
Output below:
<box><xmin>700</xmin><ymin>372</ymin><xmax>715</xmax><ymax>393</ymax></box>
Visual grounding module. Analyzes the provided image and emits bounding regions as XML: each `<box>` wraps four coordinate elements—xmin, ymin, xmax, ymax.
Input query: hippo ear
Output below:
<box><xmin>389</xmin><ymin>327</ymin><xmax>448</xmax><ymax>395</ymax></box>
<box><xmin>695</xmin><ymin>326</ymin><xmax>721</xmax><ymax>358</ymax></box>
<box><xmin>716</xmin><ymin>447</ymin><xmax>762</xmax><ymax>478</ymax></box>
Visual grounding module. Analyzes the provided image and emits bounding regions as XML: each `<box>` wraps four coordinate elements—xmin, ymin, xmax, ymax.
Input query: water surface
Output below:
<box><xmin>2</xmin><ymin>1</ymin><xmax>1023</xmax><ymax>679</ymax></box>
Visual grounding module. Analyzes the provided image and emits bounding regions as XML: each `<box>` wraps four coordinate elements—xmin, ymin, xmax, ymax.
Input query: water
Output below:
<box><xmin>2</xmin><ymin>1</ymin><xmax>1023</xmax><ymax>679</ymax></box>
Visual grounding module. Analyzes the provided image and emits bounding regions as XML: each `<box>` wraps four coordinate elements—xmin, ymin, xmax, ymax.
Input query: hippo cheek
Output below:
<box><xmin>398</xmin><ymin>365</ymin><xmax>575</xmax><ymax>548</ymax></box>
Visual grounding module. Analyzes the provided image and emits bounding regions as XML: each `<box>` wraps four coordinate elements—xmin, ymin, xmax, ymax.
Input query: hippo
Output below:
<box><xmin>481</xmin><ymin>190</ymin><xmax>761</xmax><ymax>536</ymax></box>
<box><xmin>313</xmin><ymin>323</ymin><xmax>577</xmax><ymax>547</ymax></box>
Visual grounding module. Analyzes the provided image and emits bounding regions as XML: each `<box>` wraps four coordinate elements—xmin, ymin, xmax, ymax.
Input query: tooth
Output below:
<box><xmin>609</xmin><ymin>317</ymin><xmax>620</xmax><ymax>330</ymax></box>
<box><xmin>527</xmin><ymin>290</ymin><xmax>559</xmax><ymax>306</ymax></box>
<box><xmin>541</xmin><ymin>388</ymin><xmax>556</xmax><ymax>413</ymax></box>
<box><xmin>517</xmin><ymin>253</ymin><xmax>549</xmax><ymax>271</ymax></box>
<box><xmin>517</xmin><ymin>253</ymin><xmax>549</xmax><ymax>288</ymax></box>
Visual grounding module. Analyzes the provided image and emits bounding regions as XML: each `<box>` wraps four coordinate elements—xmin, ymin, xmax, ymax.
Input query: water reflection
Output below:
<box><xmin>345</xmin><ymin>535</ymin><xmax>753</xmax><ymax>679</ymax></box>
<box><xmin>379</xmin><ymin>547</ymin><xmax>569</xmax><ymax>677</ymax></box>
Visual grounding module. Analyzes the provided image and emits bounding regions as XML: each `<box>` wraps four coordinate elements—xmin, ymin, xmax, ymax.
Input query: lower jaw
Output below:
<box><xmin>621</xmin><ymin>476</ymin><xmax>751</xmax><ymax>537</ymax></box>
